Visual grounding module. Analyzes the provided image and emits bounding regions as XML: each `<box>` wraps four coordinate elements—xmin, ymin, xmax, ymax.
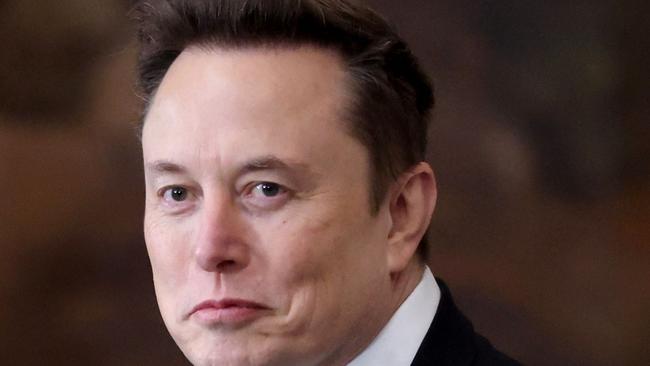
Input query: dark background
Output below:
<box><xmin>1</xmin><ymin>0</ymin><xmax>648</xmax><ymax>365</ymax></box>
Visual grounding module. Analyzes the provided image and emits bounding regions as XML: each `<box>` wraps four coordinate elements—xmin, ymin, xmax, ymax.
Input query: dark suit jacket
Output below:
<box><xmin>411</xmin><ymin>280</ymin><xmax>522</xmax><ymax>366</ymax></box>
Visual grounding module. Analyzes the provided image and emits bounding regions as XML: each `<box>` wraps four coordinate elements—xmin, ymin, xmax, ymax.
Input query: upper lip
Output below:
<box><xmin>189</xmin><ymin>298</ymin><xmax>270</xmax><ymax>315</ymax></box>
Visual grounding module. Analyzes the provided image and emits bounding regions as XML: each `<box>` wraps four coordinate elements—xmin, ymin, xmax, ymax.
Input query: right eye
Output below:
<box><xmin>164</xmin><ymin>186</ymin><xmax>188</xmax><ymax>202</ymax></box>
<box><xmin>159</xmin><ymin>186</ymin><xmax>195</xmax><ymax>206</ymax></box>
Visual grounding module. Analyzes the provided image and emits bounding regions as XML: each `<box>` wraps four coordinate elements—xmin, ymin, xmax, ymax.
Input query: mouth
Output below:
<box><xmin>189</xmin><ymin>299</ymin><xmax>271</xmax><ymax>326</ymax></box>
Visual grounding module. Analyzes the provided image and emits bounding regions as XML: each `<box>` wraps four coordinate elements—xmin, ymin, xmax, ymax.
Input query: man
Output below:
<box><xmin>136</xmin><ymin>0</ymin><xmax>520</xmax><ymax>365</ymax></box>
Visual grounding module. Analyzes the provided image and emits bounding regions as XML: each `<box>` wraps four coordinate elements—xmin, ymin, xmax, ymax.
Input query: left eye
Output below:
<box><xmin>245</xmin><ymin>182</ymin><xmax>290</xmax><ymax>210</ymax></box>
<box><xmin>252</xmin><ymin>182</ymin><xmax>283</xmax><ymax>197</ymax></box>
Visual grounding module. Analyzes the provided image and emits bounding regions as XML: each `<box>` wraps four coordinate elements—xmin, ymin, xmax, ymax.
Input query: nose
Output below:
<box><xmin>194</xmin><ymin>193</ymin><xmax>250</xmax><ymax>273</ymax></box>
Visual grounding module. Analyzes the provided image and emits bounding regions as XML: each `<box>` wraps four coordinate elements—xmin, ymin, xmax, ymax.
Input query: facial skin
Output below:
<box><xmin>142</xmin><ymin>45</ymin><xmax>436</xmax><ymax>366</ymax></box>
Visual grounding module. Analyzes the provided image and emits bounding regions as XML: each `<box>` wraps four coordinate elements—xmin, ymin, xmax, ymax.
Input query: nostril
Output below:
<box><xmin>216</xmin><ymin>259</ymin><xmax>238</xmax><ymax>272</ymax></box>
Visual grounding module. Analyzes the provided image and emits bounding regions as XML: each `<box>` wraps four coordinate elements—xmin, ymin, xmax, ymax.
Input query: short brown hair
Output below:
<box><xmin>134</xmin><ymin>0</ymin><xmax>434</xmax><ymax>257</ymax></box>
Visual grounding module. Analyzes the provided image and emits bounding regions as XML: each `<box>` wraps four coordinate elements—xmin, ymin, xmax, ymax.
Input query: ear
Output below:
<box><xmin>386</xmin><ymin>162</ymin><xmax>437</xmax><ymax>273</ymax></box>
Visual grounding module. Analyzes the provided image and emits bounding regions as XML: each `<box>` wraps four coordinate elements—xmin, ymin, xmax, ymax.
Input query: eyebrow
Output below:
<box><xmin>238</xmin><ymin>155</ymin><xmax>310</xmax><ymax>175</ymax></box>
<box><xmin>146</xmin><ymin>160</ymin><xmax>188</xmax><ymax>175</ymax></box>
<box><xmin>145</xmin><ymin>156</ymin><xmax>316</xmax><ymax>179</ymax></box>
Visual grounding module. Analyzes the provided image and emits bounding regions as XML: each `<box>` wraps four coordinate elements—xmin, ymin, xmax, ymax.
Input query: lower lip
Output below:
<box><xmin>192</xmin><ymin>306</ymin><xmax>267</xmax><ymax>325</ymax></box>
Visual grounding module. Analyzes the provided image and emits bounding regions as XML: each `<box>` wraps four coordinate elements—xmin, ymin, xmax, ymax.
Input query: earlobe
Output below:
<box><xmin>386</xmin><ymin>162</ymin><xmax>437</xmax><ymax>273</ymax></box>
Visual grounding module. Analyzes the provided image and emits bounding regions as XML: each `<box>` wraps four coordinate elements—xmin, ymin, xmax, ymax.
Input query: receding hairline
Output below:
<box><xmin>141</xmin><ymin>41</ymin><xmax>361</xmax><ymax>132</ymax></box>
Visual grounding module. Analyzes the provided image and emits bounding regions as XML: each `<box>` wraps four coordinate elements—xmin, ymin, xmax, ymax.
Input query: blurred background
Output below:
<box><xmin>0</xmin><ymin>0</ymin><xmax>647</xmax><ymax>365</ymax></box>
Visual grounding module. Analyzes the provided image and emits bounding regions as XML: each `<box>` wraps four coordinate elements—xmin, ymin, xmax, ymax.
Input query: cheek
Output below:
<box><xmin>286</xmin><ymin>202</ymin><xmax>388</xmax><ymax>288</ymax></box>
<box><xmin>144</xmin><ymin>213</ymin><xmax>192</xmax><ymax>293</ymax></box>
<box><xmin>268</xmin><ymin>215</ymin><xmax>339</xmax><ymax>271</ymax></box>
<box><xmin>264</xmin><ymin>211</ymin><xmax>360</xmax><ymax>304</ymax></box>
<box><xmin>257</xmin><ymin>210</ymin><xmax>387</xmax><ymax>351</ymax></box>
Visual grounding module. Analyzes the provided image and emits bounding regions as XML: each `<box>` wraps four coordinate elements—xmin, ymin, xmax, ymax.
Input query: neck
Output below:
<box><xmin>390</xmin><ymin>259</ymin><xmax>426</xmax><ymax>313</ymax></box>
<box><xmin>318</xmin><ymin>259</ymin><xmax>426</xmax><ymax>366</ymax></box>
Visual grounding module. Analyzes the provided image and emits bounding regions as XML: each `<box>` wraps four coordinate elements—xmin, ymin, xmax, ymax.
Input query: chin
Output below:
<box><xmin>179</xmin><ymin>337</ymin><xmax>282</xmax><ymax>366</ymax></box>
<box><xmin>184</xmin><ymin>347</ymin><xmax>251</xmax><ymax>366</ymax></box>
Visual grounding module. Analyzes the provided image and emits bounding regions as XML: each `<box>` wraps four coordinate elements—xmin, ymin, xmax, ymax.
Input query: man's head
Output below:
<box><xmin>136</xmin><ymin>0</ymin><xmax>434</xmax><ymax>228</ymax></box>
<box><xmin>137</xmin><ymin>1</ymin><xmax>436</xmax><ymax>365</ymax></box>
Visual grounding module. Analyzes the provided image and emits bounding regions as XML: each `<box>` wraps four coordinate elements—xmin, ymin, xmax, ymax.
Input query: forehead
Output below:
<box><xmin>147</xmin><ymin>44</ymin><xmax>350</xmax><ymax>129</ymax></box>
<box><xmin>142</xmin><ymin>45</ymin><xmax>363</xmax><ymax>174</ymax></box>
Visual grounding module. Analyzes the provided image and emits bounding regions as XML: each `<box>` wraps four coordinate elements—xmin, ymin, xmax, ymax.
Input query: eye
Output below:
<box><xmin>162</xmin><ymin>186</ymin><xmax>190</xmax><ymax>202</ymax></box>
<box><xmin>254</xmin><ymin>182</ymin><xmax>282</xmax><ymax>197</ymax></box>
<box><xmin>243</xmin><ymin>181</ymin><xmax>290</xmax><ymax>210</ymax></box>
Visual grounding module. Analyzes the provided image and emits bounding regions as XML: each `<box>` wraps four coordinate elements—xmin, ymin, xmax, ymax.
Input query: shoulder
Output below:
<box><xmin>470</xmin><ymin>333</ymin><xmax>521</xmax><ymax>366</ymax></box>
<box><xmin>411</xmin><ymin>278</ymin><xmax>522</xmax><ymax>366</ymax></box>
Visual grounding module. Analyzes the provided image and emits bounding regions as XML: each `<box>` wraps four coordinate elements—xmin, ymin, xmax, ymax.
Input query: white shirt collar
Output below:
<box><xmin>347</xmin><ymin>266</ymin><xmax>441</xmax><ymax>366</ymax></box>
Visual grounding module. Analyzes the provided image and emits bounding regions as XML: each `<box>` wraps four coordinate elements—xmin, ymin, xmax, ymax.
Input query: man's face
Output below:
<box><xmin>142</xmin><ymin>46</ymin><xmax>395</xmax><ymax>366</ymax></box>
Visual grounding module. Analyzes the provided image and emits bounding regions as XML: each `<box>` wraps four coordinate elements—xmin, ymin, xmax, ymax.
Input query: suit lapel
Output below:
<box><xmin>410</xmin><ymin>279</ymin><xmax>477</xmax><ymax>366</ymax></box>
